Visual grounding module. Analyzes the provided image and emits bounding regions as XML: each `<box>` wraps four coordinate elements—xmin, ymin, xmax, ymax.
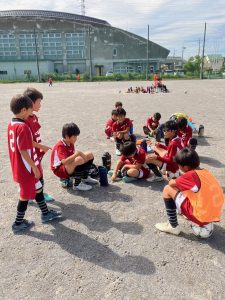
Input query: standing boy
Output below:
<box><xmin>155</xmin><ymin>148</ymin><xmax>224</xmax><ymax>238</ymax></box>
<box><xmin>24</xmin><ymin>87</ymin><xmax>53</xmax><ymax>202</ymax></box>
<box><xmin>51</xmin><ymin>122</ymin><xmax>98</xmax><ymax>191</ymax></box>
<box><xmin>146</xmin><ymin>120</ymin><xmax>183</xmax><ymax>181</ymax></box>
<box><xmin>8</xmin><ymin>95</ymin><xmax>61</xmax><ymax>233</ymax></box>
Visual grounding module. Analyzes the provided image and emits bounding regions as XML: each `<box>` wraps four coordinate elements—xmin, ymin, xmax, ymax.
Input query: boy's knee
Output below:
<box><xmin>74</xmin><ymin>156</ymin><xmax>85</xmax><ymax>165</ymax></box>
<box><xmin>162</xmin><ymin>185</ymin><xmax>171</xmax><ymax>197</ymax></box>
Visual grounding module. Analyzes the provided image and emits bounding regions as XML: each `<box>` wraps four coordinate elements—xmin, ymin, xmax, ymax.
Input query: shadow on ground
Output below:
<box><xmin>181</xmin><ymin>224</ymin><xmax>225</xmax><ymax>254</ymax></box>
<box><xmin>66</xmin><ymin>184</ymin><xmax>133</xmax><ymax>203</ymax></box>
<box><xmin>199</xmin><ymin>155</ymin><xmax>225</xmax><ymax>168</ymax></box>
<box><xmin>53</xmin><ymin>200</ymin><xmax>143</xmax><ymax>235</ymax></box>
<box><xmin>197</xmin><ymin>136</ymin><xmax>211</xmax><ymax>146</ymax></box>
<box><xmin>25</xmin><ymin>221</ymin><xmax>155</xmax><ymax>275</ymax></box>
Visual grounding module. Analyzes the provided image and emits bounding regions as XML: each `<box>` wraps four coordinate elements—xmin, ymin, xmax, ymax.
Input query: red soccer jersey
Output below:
<box><xmin>146</xmin><ymin>117</ymin><xmax>159</xmax><ymax>129</ymax></box>
<box><xmin>175</xmin><ymin>170</ymin><xmax>201</xmax><ymax>192</ymax></box>
<box><xmin>112</xmin><ymin>118</ymin><xmax>132</xmax><ymax>133</ymax></box>
<box><xmin>25</xmin><ymin>114</ymin><xmax>44</xmax><ymax>160</ymax></box>
<box><xmin>51</xmin><ymin>139</ymin><xmax>75</xmax><ymax>171</ymax></box>
<box><xmin>120</xmin><ymin>148</ymin><xmax>146</xmax><ymax>165</ymax></box>
<box><xmin>177</xmin><ymin>125</ymin><xmax>193</xmax><ymax>147</ymax></box>
<box><xmin>105</xmin><ymin>118</ymin><xmax>116</xmax><ymax>130</ymax></box>
<box><xmin>8</xmin><ymin>118</ymin><xmax>40</xmax><ymax>183</ymax></box>
<box><xmin>157</xmin><ymin>136</ymin><xmax>183</xmax><ymax>172</ymax></box>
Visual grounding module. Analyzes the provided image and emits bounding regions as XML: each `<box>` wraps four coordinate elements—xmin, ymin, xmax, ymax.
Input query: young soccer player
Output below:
<box><xmin>112</xmin><ymin>108</ymin><xmax>132</xmax><ymax>155</ymax></box>
<box><xmin>115</xmin><ymin>101</ymin><xmax>123</xmax><ymax>110</ymax></box>
<box><xmin>110</xmin><ymin>141</ymin><xmax>150</xmax><ymax>183</ymax></box>
<box><xmin>8</xmin><ymin>95</ymin><xmax>62</xmax><ymax>233</ymax></box>
<box><xmin>105</xmin><ymin>109</ymin><xmax>118</xmax><ymax>139</ymax></box>
<box><xmin>146</xmin><ymin>120</ymin><xmax>183</xmax><ymax>181</ymax></box>
<box><xmin>143</xmin><ymin>112</ymin><xmax>161</xmax><ymax>137</ymax></box>
<box><xmin>24</xmin><ymin>87</ymin><xmax>53</xmax><ymax>202</ymax></box>
<box><xmin>51</xmin><ymin>122</ymin><xmax>98</xmax><ymax>191</ymax></box>
<box><xmin>155</xmin><ymin>148</ymin><xmax>224</xmax><ymax>237</ymax></box>
<box><xmin>177</xmin><ymin>117</ymin><xmax>197</xmax><ymax>150</ymax></box>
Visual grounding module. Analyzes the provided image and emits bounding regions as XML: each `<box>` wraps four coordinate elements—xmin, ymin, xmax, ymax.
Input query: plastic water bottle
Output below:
<box><xmin>198</xmin><ymin>125</ymin><xmax>204</xmax><ymax>137</ymax></box>
<box><xmin>98</xmin><ymin>166</ymin><xmax>109</xmax><ymax>187</ymax></box>
<box><xmin>102</xmin><ymin>152</ymin><xmax>111</xmax><ymax>171</ymax></box>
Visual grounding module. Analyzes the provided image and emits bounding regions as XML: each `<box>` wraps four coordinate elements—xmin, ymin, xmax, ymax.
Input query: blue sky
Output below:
<box><xmin>1</xmin><ymin>0</ymin><xmax>225</xmax><ymax>58</ymax></box>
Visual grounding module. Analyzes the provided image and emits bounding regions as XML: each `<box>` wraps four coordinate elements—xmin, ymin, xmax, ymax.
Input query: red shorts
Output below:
<box><xmin>138</xmin><ymin>167</ymin><xmax>150</xmax><ymax>179</ymax></box>
<box><xmin>53</xmin><ymin>165</ymin><xmax>69</xmax><ymax>179</ymax></box>
<box><xmin>19</xmin><ymin>178</ymin><xmax>36</xmax><ymax>200</ymax></box>
<box><xmin>175</xmin><ymin>192</ymin><xmax>208</xmax><ymax>226</ymax></box>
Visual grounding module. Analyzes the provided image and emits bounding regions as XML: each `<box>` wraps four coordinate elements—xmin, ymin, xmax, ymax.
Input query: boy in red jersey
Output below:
<box><xmin>112</xmin><ymin>108</ymin><xmax>132</xmax><ymax>155</ymax></box>
<box><xmin>24</xmin><ymin>87</ymin><xmax>53</xmax><ymax>202</ymax></box>
<box><xmin>51</xmin><ymin>122</ymin><xmax>98</xmax><ymax>191</ymax></box>
<box><xmin>143</xmin><ymin>112</ymin><xmax>161</xmax><ymax>137</ymax></box>
<box><xmin>155</xmin><ymin>148</ymin><xmax>224</xmax><ymax>237</ymax></box>
<box><xmin>8</xmin><ymin>95</ymin><xmax>61</xmax><ymax>233</ymax></box>
<box><xmin>105</xmin><ymin>109</ymin><xmax>118</xmax><ymax>139</ymax></box>
<box><xmin>146</xmin><ymin>120</ymin><xmax>183</xmax><ymax>181</ymax></box>
<box><xmin>110</xmin><ymin>141</ymin><xmax>150</xmax><ymax>183</ymax></box>
<box><xmin>177</xmin><ymin>117</ymin><xmax>197</xmax><ymax>150</ymax></box>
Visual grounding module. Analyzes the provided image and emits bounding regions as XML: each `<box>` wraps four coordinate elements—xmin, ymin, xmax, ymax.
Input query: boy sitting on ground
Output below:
<box><xmin>146</xmin><ymin>120</ymin><xmax>183</xmax><ymax>182</ymax></box>
<box><xmin>51</xmin><ymin>122</ymin><xmax>98</xmax><ymax>191</ymax></box>
<box><xmin>177</xmin><ymin>117</ymin><xmax>197</xmax><ymax>150</ymax></box>
<box><xmin>155</xmin><ymin>148</ymin><xmax>224</xmax><ymax>238</ymax></box>
<box><xmin>143</xmin><ymin>112</ymin><xmax>161</xmax><ymax>138</ymax></box>
<box><xmin>105</xmin><ymin>109</ymin><xmax>118</xmax><ymax>139</ymax></box>
<box><xmin>110</xmin><ymin>141</ymin><xmax>150</xmax><ymax>183</ymax></box>
<box><xmin>112</xmin><ymin>108</ymin><xmax>132</xmax><ymax>155</ymax></box>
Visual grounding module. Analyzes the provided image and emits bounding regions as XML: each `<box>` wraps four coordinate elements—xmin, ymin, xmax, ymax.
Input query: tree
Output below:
<box><xmin>183</xmin><ymin>55</ymin><xmax>202</xmax><ymax>75</ymax></box>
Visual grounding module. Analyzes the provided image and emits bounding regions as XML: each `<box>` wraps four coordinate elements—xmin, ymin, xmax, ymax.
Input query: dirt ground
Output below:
<box><xmin>0</xmin><ymin>80</ymin><xmax>225</xmax><ymax>300</ymax></box>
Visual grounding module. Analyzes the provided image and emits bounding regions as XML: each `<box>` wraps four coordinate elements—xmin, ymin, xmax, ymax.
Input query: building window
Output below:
<box><xmin>24</xmin><ymin>70</ymin><xmax>32</xmax><ymax>74</ymax></box>
<box><xmin>0</xmin><ymin>70</ymin><xmax>7</xmax><ymax>75</ymax></box>
<box><xmin>113</xmin><ymin>48</ymin><xmax>117</xmax><ymax>57</ymax></box>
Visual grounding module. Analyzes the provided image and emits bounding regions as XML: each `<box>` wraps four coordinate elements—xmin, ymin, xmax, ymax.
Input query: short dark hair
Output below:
<box><xmin>154</xmin><ymin>112</ymin><xmax>161</xmax><ymax>121</ymax></box>
<box><xmin>111</xmin><ymin>109</ymin><xmax>118</xmax><ymax>116</ymax></box>
<box><xmin>23</xmin><ymin>87</ymin><xmax>43</xmax><ymax>103</ymax></box>
<box><xmin>10</xmin><ymin>94</ymin><xmax>33</xmax><ymax>115</ymax></box>
<box><xmin>177</xmin><ymin>117</ymin><xmax>187</xmax><ymax>130</ymax></box>
<box><xmin>175</xmin><ymin>148</ymin><xmax>200</xmax><ymax>169</ymax></box>
<box><xmin>115</xmin><ymin>101</ymin><xmax>123</xmax><ymax>108</ymax></box>
<box><xmin>117</xmin><ymin>108</ymin><xmax>126</xmax><ymax>117</ymax></box>
<box><xmin>164</xmin><ymin>120</ymin><xmax>178</xmax><ymax>131</ymax></box>
<box><xmin>120</xmin><ymin>141</ymin><xmax>137</xmax><ymax>156</ymax></box>
<box><xmin>62</xmin><ymin>123</ymin><xmax>80</xmax><ymax>138</ymax></box>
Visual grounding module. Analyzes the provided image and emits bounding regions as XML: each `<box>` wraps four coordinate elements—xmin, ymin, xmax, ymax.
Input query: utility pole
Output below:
<box><xmin>88</xmin><ymin>26</ymin><xmax>93</xmax><ymax>81</ymax></box>
<box><xmin>198</xmin><ymin>39</ymin><xmax>201</xmax><ymax>56</ymax></box>
<box><xmin>34</xmin><ymin>27</ymin><xmax>40</xmax><ymax>82</ymax></box>
<box><xmin>200</xmin><ymin>22</ymin><xmax>207</xmax><ymax>79</ymax></box>
<box><xmin>146</xmin><ymin>24</ymin><xmax>149</xmax><ymax>81</ymax></box>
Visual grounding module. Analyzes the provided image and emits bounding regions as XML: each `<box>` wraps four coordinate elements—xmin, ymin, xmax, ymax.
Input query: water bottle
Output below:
<box><xmin>198</xmin><ymin>125</ymin><xmax>204</xmax><ymax>137</ymax></box>
<box><xmin>102</xmin><ymin>152</ymin><xmax>111</xmax><ymax>171</ymax></box>
<box><xmin>98</xmin><ymin>166</ymin><xmax>109</xmax><ymax>187</ymax></box>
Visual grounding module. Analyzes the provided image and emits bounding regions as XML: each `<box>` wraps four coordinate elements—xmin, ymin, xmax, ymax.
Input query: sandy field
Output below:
<box><xmin>0</xmin><ymin>80</ymin><xmax>225</xmax><ymax>300</ymax></box>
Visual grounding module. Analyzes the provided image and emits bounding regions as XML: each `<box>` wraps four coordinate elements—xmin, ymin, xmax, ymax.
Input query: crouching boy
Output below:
<box><xmin>51</xmin><ymin>122</ymin><xmax>98</xmax><ymax>191</ymax></box>
<box><xmin>111</xmin><ymin>141</ymin><xmax>150</xmax><ymax>183</ymax></box>
<box><xmin>155</xmin><ymin>148</ymin><xmax>224</xmax><ymax>238</ymax></box>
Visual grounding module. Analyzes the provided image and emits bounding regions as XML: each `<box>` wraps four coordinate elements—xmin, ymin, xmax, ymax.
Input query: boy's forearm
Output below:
<box><xmin>20</xmin><ymin>150</ymin><xmax>36</xmax><ymax>168</ymax></box>
<box><xmin>61</xmin><ymin>151</ymin><xmax>82</xmax><ymax>165</ymax></box>
<box><xmin>169</xmin><ymin>179</ymin><xmax>178</xmax><ymax>188</ymax></box>
<box><xmin>113</xmin><ymin>161</ymin><xmax>124</xmax><ymax>175</ymax></box>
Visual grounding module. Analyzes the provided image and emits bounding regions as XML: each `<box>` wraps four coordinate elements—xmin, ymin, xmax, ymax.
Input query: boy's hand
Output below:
<box><xmin>111</xmin><ymin>174</ymin><xmax>117</xmax><ymax>182</ymax></box>
<box><xmin>41</xmin><ymin>145</ymin><xmax>52</xmax><ymax>153</ymax></box>
<box><xmin>32</xmin><ymin>166</ymin><xmax>41</xmax><ymax>179</ymax></box>
<box><xmin>148</xmin><ymin>153</ymin><xmax>157</xmax><ymax>160</ymax></box>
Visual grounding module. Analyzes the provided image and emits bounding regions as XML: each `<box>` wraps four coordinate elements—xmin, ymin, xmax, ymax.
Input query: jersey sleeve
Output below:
<box><xmin>56</xmin><ymin>144</ymin><xmax>69</xmax><ymax>161</ymax></box>
<box><xmin>17</xmin><ymin>125</ymin><xmax>33</xmax><ymax>151</ymax></box>
<box><xmin>134</xmin><ymin>150</ymin><xmax>146</xmax><ymax>164</ymax></box>
<box><xmin>175</xmin><ymin>171</ymin><xmax>200</xmax><ymax>192</ymax></box>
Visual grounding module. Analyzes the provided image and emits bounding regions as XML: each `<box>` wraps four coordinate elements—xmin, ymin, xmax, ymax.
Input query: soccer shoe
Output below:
<box><xmin>122</xmin><ymin>176</ymin><xmax>138</xmax><ymax>183</ymax></box>
<box><xmin>41</xmin><ymin>210</ymin><xmax>62</xmax><ymax>223</ymax></box>
<box><xmin>12</xmin><ymin>219</ymin><xmax>34</xmax><ymax>233</ymax></box>
<box><xmin>73</xmin><ymin>182</ymin><xmax>92</xmax><ymax>191</ymax></box>
<box><xmin>108</xmin><ymin>170</ymin><xmax>123</xmax><ymax>179</ymax></box>
<box><xmin>28</xmin><ymin>200</ymin><xmax>35</xmax><ymax>205</ymax></box>
<box><xmin>108</xmin><ymin>170</ymin><xmax>114</xmax><ymax>177</ymax></box>
<box><xmin>44</xmin><ymin>193</ymin><xmax>55</xmax><ymax>202</ymax></box>
<box><xmin>115</xmin><ymin>149</ymin><xmax>121</xmax><ymax>156</ymax></box>
<box><xmin>60</xmin><ymin>178</ymin><xmax>72</xmax><ymax>188</ymax></box>
<box><xmin>110</xmin><ymin>137</ymin><xmax>115</xmax><ymax>142</ymax></box>
<box><xmin>82</xmin><ymin>176</ymin><xmax>98</xmax><ymax>184</ymax></box>
<box><xmin>191</xmin><ymin>223</ymin><xmax>214</xmax><ymax>239</ymax></box>
<box><xmin>155</xmin><ymin>222</ymin><xmax>181</xmax><ymax>235</ymax></box>
<box><xmin>147</xmin><ymin>175</ymin><xmax>164</xmax><ymax>182</ymax></box>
